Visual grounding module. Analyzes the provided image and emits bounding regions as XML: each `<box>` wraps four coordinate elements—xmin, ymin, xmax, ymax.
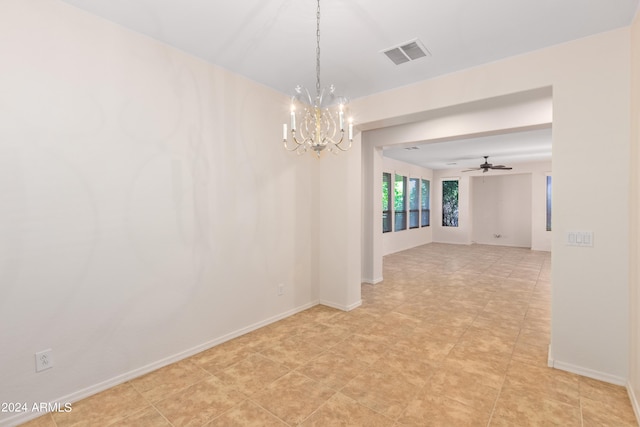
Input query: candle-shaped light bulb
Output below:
<box><xmin>339</xmin><ymin>104</ymin><xmax>344</xmax><ymax>130</ymax></box>
<box><xmin>348</xmin><ymin>118</ymin><xmax>353</xmax><ymax>141</ymax></box>
<box><xmin>290</xmin><ymin>105</ymin><xmax>296</xmax><ymax>131</ymax></box>
<box><xmin>283</xmin><ymin>123</ymin><xmax>287</xmax><ymax>141</ymax></box>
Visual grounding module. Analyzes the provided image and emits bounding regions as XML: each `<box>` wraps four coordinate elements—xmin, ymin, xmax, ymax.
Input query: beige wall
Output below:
<box><xmin>354</xmin><ymin>28</ymin><xmax>630</xmax><ymax>383</ymax></box>
<box><xmin>430</xmin><ymin>161</ymin><xmax>551</xmax><ymax>251</ymax></box>
<box><xmin>629</xmin><ymin>5</ymin><xmax>640</xmax><ymax>419</ymax></box>
<box><xmin>0</xmin><ymin>1</ymin><xmax>323</xmax><ymax>424</ymax></box>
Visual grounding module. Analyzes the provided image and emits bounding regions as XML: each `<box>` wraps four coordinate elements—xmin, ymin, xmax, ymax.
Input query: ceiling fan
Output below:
<box><xmin>462</xmin><ymin>156</ymin><xmax>513</xmax><ymax>173</ymax></box>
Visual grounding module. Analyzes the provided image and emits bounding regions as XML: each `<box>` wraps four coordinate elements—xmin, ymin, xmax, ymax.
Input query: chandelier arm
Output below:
<box><xmin>283</xmin><ymin>137</ymin><xmax>301</xmax><ymax>151</ymax></box>
<box><xmin>333</xmin><ymin>136</ymin><xmax>353</xmax><ymax>152</ymax></box>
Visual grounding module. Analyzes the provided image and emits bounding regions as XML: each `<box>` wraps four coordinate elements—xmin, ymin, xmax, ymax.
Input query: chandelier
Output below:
<box><xmin>282</xmin><ymin>0</ymin><xmax>353</xmax><ymax>157</ymax></box>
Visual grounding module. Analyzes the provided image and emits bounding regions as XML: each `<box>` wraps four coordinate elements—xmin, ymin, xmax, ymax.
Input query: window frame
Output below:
<box><xmin>421</xmin><ymin>179</ymin><xmax>430</xmax><ymax>227</ymax></box>
<box><xmin>408</xmin><ymin>177</ymin><xmax>420</xmax><ymax>229</ymax></box>
<box><xmin>394</xmin><ymin>173</ymin><xmax>407</xmax><ymax>232</ymax></box>
<box><xmin>382</xmin><ymin>172</ymin><xmax>392</xmax><ymax>233</ymax></box>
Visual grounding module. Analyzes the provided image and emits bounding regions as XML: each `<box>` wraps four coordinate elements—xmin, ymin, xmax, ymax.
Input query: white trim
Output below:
<box><xmin>362</xmin><ymin>276</ymin><xmax>383</xmax><ymax>284</ymax></box>
<box><xmin>628</xmin><ymin>381</ymin><xmax>640</xmax><ymax>425</ymax></box>
<box><xmin>0</xmin><ymin>302</ymin><xmax>317</xmax><ymax>427</ymax></box>
<box><xmin>551</xmin><ymin>359</ymin><xmax>627</xmax><ymax>386</ymax></box>
<box><xmin>319</xmin><ymin>299</ymin><xmax>362</xmax><ymax>312</ymax></box>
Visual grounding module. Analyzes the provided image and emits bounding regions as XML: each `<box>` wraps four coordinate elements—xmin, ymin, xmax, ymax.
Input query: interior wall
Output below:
<box><xmin>362</xmin><ymin>147</ymin><xmax>384</xmax><ymax>284</ymax></box>
<box><xmin>431</xmin><ymin>161</ymin><xmax>551</xmax><ymax>250</ymax></box>
<box><xmin>0</xmin><ymin>1</ymin><xmax>318</xmax><ymax>424</ymax></box>
<box><xmin>382</xmin><ymin>157</ymin><xmax>433</xmax><ymax>255</ymax></box>
<box><xmin>471</xmin><ymin>174</ymin><xmax>532</xmax><ymax>248</ymax></box>
<box><xmin>353</xmin><ymin>29</ymin><xmax>630</xmax><ymax>383</ymax></box>
<box><xmin>629</xmin><ymin>5</ymin><xmax>640</xmax><ymax>418</ymax></box>
<box><xmin>316</xmin><ymin>140</ymin><xmax>363</xmax><ymax>311</ymax></box>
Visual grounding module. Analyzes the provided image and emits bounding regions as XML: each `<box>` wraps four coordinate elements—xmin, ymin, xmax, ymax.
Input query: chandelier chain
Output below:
<box><xmin>316</xmin><ymin>0</ymin><xmax>321</xmax><ymax>99</ymax></box>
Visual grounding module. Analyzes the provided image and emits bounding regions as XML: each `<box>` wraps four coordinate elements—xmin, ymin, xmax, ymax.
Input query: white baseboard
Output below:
<box><xmin>362</xmin><ymin>277</ymin><xmax>383</xmax><ymax>285</ymax></box>
<box><xmin>628</xmin><ymin>381</ymin><xmax>640</xmax><ymax>426</ymax></box>
<box><xmin>550</xmin><ymin>359</ymin><xmax>627</xmax><ymax>386</ymax></box>
<box><xmin>319</xmin><ymin>299</ymin><xmax>362</xmax><ymax>312</ymax></box>
<box><xmin>0</xmin><ymin>302</ymin><xmax>317</xmax><ymax>427</ymax></box>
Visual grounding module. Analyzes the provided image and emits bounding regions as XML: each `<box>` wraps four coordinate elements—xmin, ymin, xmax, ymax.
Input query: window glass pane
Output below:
<box><xmin>421</xmin><ymin>179</ymin><xmax>430</xmax><ymax>227</ymax></box>
<box><xmin>409</xmin><ymin>178</ymin><xmax>419</xmax><ymax>229</ymax></box>
<box><xmin>394</xmin><ymin>174</ymin><xmax>407</xmax><ymax>231</ymax></box>
<box><xmin>442</xmin><ymin>180</ymin><xmax>459</xmax><ymax>227</ymax></box>
<box><xmin>546</xmin><ymin>175</ymin><xmax>552</xmax><ymax>231</ymax></box>
<box><xmin>382</xmin><ymin>172</ymin><xmax>391</xmax><ymax>233</ymax></box>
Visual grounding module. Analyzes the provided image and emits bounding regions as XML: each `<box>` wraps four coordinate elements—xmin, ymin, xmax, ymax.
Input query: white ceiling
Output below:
<box><xmin>382</xmin><ymin>127</ymin><xmax>552</xmax><ymax>170</ymax></box>
<box><xmin>59</xmin><ymin>0</ymin><xmax>638</xmax><ymax>101</ymax></box>
<box><xmin>58</xmin><ymin>0</ymin><xmax>638</xmax><ymax>168</ymax></box>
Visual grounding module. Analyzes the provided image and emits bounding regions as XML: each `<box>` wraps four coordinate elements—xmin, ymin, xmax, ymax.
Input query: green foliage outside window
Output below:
<box><xmin>442</xmin><ymin>180</ymin><xmax>459</xmax><ymax>227</ymax></box>
<box><xmin>382</xmin><ymin>173</ymin><xmax>391</xmax><ymax>233</ymax></box>
<box><xmin>394</xmin><ymin>174</ymin><xmax>406</xmax><ymax>231</ymax></box>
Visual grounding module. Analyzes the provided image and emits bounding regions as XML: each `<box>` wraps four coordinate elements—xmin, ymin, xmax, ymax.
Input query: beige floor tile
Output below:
<box><xmin>516</xmin><ymin>327</ymin><xmax>550</xmax><ymax>347</ymax></box>
<box><xmin>251</xmin><ymin>371</ymin><xmax>335</xmax><ymax>425</ymax></box>
<box><xmin>581</xmin><ymin>396</ymin><xmax>639</xmax><ymax>427</ymax></box>
<box><xmin>511</xmin><ymin>340</ymin><xmax>549</xmax><ymax>367</ymax></box>
<box><xmin>52</xmin><ymin>383</ymin><xmax>149</xmax><ymax>427</ymax></box>
<box><xmin>258</xmin><ymin>335</ymin><xmax>325</xmax><ymax>369</ymax></box>
<box><xmin>328</xmin><ymin>333</ymin><xmax>390</xmax><ymax>364</ymax></box>
<box><xmin>443</xmin><ymin>348</ymin><xmax>510</xmax><ymax>388</ymax></box>
<box><xmin>490</xmin><ymin>385</ymin><xmax>581</xmax><ymax>426</ymax></box>
<box><xmin>189</xmin><ymin>339</ymin><xmax>256</xmax><ymax>374</ymax></box>
<box><xmin>301</xmin><ymin>393</ymin><xmax>394</xmax><ymax>427</ymax></box>
<box><xmin>454</xmin><ymin>331</ymin><xmax>517</xmax><ymax>356</ymax></box>
<box><xmin>154</xmin><ymin>376</ymin><xmax>244</xmax><ymax>426</ymax></box>
<box><xmin>392</xmin><ymin>333</ymin><xmax>455</xmax><ymax>363</ymax></box>
<box><xmin>25</xmin><ymin>244</ymin><xmax>639</xmax><ymax>427</ymax></box>
<box><xmin>109</xmin><ymin>407</ymin><xmax>172</xmax><ymax>426</ymax></box>
<box><xmin>296</xmin><ymin>351</ymin><xmax>370</xmax><ymax>390</ymax></box>
<box><xmin>15</xmin><ymin>414</ymin><xmax>57</xmax><ymax>427</ymax></box>
<box><xmin>205</xmin><ymin>400</ymin><xmax>288</xmax><ymax>427</ymax></box>
<box><xmin>503</xmin><ymin>361</ymin><xmax>580</xmax><ymax>406</ymax></box>
<box><xmin>293</xmin><ymin>305</ymin><xmax>342</xmax><ymax>323</ymax></box>
<box><xmin>424</xmin><ymin>367</ymin><xmax>501</xmax><ymax>412</ymax></box>
<box><xmin>397</xmin><ymin>393</ymin><xmax>490</xmax><ymax>426</ymax></box>
<box><xmin>341</xmin><ymin>361</ymin><xmax>424</xmax><ymax>419</ymax></box>
<box><xmin>580</xmin><ymin>377</ymin><xmax>638</xmax><ymax>426</ymax></box>
<box><xmin>294</xmin><ymin>322</ymin><xmax>351</xmax><ymax>349</ymax></box>
<box><xmin>216</xmin><ymin>353</ymin><xmax>290</xmax><ymax>396</ymax></box>
<box><xmin>129</xmin><ymin>359</ymin><xmax>211</xmax><ymax>403</ymax></box>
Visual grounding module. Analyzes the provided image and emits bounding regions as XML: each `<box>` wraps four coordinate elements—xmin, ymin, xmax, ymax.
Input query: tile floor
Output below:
<box><xmin>20</xmin><ymin>243</ymin><xmax>638</xmax><ymax>426</ymax></box>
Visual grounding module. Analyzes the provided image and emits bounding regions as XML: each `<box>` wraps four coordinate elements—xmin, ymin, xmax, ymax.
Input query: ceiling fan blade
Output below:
<box><xmin>462</xmin><ymin>168</ymin><xmax>482</xmax><ymax>172</ymax></box>
<box><xmin>491</xmin><ymin>166</ymin><xmax>513</xmax><ymax>170</ymax></box>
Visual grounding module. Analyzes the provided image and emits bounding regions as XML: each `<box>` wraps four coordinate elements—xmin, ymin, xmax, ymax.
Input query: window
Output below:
<box><xmin>409</xmin><ymin>178</ymin><xmax>419</xmax><ymax>229</ymax></box>
<box><xmin>394</xmin><ymin>174</ymin><xmax>407</xmax><ymax>231</ymax></box>
<box><xmin>546</xmin><ymin>175</ymin><xmax>552</xmax><ymax>231</ymax></box>
<box><xmin>421</xmin><ymin>179</ymin><xmax>430</xmax><ymax>227</ymax></box>
<box><xmin>382</xmin><ymin>172</ymin><xmax>392</xmax><ymax>233</ymax></box>
<box><xmin>442</xmin><ymin>179</ymin><xmax>459</xmax><ymax>227</ymax></box>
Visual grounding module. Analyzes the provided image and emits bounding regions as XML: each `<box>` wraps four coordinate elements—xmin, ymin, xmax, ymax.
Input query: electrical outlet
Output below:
<box><xmin>277</xmin><ymin>284</ymin><xmax>284</xmax><ymax>296</ymax></box>
<box><xmin>35</xmin><ymin>349</ymin><xmax>53</xmax><ymax>372</ymax></box>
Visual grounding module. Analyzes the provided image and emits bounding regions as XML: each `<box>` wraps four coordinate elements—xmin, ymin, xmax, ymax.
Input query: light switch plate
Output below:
<box><xmin>566</xmin><ymin>231</ymin><xmax>593</xmax><ymax>247</ymax></box>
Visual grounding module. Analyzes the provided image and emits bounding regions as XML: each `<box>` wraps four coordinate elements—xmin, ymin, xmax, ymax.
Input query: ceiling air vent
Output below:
<box><xmin>382</xmin><ymin>39</ymin><xmax>430</xmax><ymax>65</ymax></box>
